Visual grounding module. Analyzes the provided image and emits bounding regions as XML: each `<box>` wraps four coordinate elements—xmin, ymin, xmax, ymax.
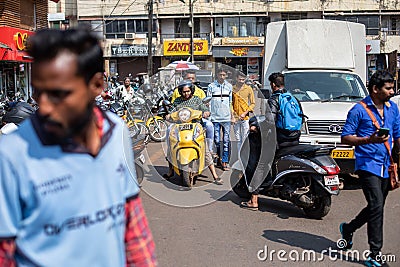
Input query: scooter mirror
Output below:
<box><xmin>202</xmin><ymin>96</ymin><xmax>212</xmax><ymax>104</ymax></box>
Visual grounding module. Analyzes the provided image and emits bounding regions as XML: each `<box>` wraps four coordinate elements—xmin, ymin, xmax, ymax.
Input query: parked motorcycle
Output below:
<box><xmin>231</xmin><ymin>115</ymin><xmax>340</xmax><ymax>219</ymax></box>
<box><xmin>0</xmin><ymin>102</ymin><xmax>36</xmax><ymax>134</ymax></box>
<box><xmin>129</xmin><ymin>93</ymin><xmax>168</xmax><ymax>142</ymax></box>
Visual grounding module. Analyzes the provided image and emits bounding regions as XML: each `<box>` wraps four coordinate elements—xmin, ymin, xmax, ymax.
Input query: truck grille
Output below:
<box><xmin>307</xmin><ymin>120</ymin><xmax>346</xmax><ymax>135</ymax></box>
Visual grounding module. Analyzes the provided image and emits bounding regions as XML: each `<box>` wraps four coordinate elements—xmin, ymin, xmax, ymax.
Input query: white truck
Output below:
<box><xmin>262</xmin><ymin>19</ymin><xmax>368</xmax><ymax>174</ymax></box>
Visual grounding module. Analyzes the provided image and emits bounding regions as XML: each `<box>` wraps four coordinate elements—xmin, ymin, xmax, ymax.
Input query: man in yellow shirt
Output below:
<box><xmin>232</xmin><ymin>72</ymin><xmax>255</xmax><ymax>151</ymax></box>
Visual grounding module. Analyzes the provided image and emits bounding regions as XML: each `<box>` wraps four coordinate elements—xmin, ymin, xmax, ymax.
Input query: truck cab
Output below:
<box><xmin>285</xmin><ymin>70</ymin><xmax>368</xmax><ymax>173</ymax></box>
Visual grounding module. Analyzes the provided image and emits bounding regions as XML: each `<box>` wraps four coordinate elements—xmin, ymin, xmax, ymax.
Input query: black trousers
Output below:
<box><xmin>347</xmin><ymin>170</ymin><xmax>390</xmax><ymax>255</ymax></box>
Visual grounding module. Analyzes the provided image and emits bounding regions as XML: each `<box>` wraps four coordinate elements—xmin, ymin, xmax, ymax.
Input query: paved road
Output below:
<box><xmin>140</xmin><ymin>141</ymin><xmax>400</xmax><ymax>267</ymax></box>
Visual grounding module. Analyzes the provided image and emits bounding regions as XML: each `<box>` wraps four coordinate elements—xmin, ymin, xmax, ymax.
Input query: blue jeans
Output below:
<box><xmin>233</xmin><ymin>119</ymin><xmax>249</xmax><ymax>153</ymax></box>
<box><xmin>202</xmin><ymin>118</ymin><xmax>214</xmax><ymax>153</ymax></box>
<box><xmin>213</xmin><ymin>121</ymin><xmax>231</xmax><ymax>163</ymax></box>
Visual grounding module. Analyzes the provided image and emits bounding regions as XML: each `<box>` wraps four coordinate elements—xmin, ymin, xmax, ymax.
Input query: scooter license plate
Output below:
<box><xmin>179</xmin><ymin>124</ymin><xmax>193</xmax><ymax>131</ymax></box>
<box><xmin>324</xmin><ymin>175</ymin><xmax>340</xmax><ymax>186</ymax></box>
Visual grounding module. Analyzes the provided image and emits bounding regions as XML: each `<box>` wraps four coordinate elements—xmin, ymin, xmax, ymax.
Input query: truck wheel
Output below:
<box><xmin>303</xmin><ymin>195</ymin><xmax>331</xmax><ymax>219</ymax></box>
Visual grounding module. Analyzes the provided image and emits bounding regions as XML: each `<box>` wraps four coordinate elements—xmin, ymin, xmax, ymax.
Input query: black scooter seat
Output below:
<box><xmin>275</xmin><ymin>144</ymin><xmax>323</xmax><ymax>159</ymax></box>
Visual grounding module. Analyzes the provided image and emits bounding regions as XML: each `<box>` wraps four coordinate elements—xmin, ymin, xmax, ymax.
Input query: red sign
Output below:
<box><xmin>0</xmin><ymin>26</ymin><xmax>33</xmax><ymax>62</ymax></box>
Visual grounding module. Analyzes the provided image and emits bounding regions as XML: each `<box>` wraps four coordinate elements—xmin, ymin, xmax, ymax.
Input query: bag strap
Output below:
<box><xmin>359</xmin><ymin>101</ymin><xmax>394</xmax><ymax>164</ymax></box>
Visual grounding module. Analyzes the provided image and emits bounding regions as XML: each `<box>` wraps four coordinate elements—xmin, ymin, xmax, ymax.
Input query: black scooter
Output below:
<box><xmin>231</xmin><ymin>116</ymin><xmax>340</xmax><ymax>219</ymax></box>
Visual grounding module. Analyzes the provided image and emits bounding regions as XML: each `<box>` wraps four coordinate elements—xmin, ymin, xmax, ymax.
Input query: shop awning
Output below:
<box><xmin>49</xmin><ymin>0</ymin><xmax>60</xmax><ymax>3</ymax></box>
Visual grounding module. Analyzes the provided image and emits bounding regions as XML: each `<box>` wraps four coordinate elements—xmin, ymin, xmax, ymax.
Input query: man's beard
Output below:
<box><xmin>38</xmin><ymin>102</ymin><xmax>95</xmax><ymax>144</ymax></box>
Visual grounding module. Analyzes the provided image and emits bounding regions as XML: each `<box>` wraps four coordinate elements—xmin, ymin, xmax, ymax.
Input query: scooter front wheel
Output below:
<box><xmin>180</xmin><ymin>164</ymin><xmax>193</xmax><ymax>188</ymax></box>
<box><xmin>231</xmin><ymin>169</ymin><xmax>251</xmax><ymax>199</ymax></box>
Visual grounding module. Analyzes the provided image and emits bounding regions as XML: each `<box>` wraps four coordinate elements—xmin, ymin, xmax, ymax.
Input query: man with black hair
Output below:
<box><xmin>118</xmin><ymin>76</ymin><xmax>135</xmax><ymax>102</ymax></box>
<box><xmin>241</xmin><ymin>72</ymin><xmax>302</xmax><ymax>210</ymax></box>
<box><xmin>207</xmin><ymin>67</ymin><xmax>234</xmax><ymax>171</ymax></box>
<box><xmin>0</xmin><ymin>27</ymin><xmax>157</xmax><ymax>266</ymax></box>
<box><xmin>232</xmin><ymin>72</ymin><xmax>255</xmax><ymax>151</ymax></box>
<box><xmin>266</xmin><ymin>72</ymin><xmax>301</xmax><ymax>147</ymax></box>
<box><xmin>340</xmin><ymin>70</ymin><xmax>400</xmax><ymax>267</ymax></box>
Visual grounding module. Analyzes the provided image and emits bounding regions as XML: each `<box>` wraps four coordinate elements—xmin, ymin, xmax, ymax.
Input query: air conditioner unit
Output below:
<box><xmin>124</xmin><ymin>33</ymin><xmax>135</xmax><ymax>40</ymax></box>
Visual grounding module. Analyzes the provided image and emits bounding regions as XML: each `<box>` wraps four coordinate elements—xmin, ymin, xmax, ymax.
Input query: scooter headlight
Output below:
<box><xmin>178</xmin><ymin>108</ymin><xmax>191</xmax><ymax>122</ymax></box>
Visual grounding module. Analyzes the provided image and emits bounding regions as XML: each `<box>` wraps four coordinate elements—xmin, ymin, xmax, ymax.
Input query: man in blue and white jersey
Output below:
<box><xmin>207</xmin><ymin>68</ymin><xmax>234</xmax><ymax>171</ymax></box>
<box><xmin>0</xmin><ymin>27</ymin><xmax>157</xmax><ymax>266</ymax></box>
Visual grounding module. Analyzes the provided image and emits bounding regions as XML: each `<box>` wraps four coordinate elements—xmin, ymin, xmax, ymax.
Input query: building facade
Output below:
<box><xmin>70</xmin><ymin>0</ymin><xmax>400</xmax><ymax>86</ymax></box>
<box><xmin>0</xmin><ymin>0</ymin><xmax>49</xmax><ymax>99</ymax></box>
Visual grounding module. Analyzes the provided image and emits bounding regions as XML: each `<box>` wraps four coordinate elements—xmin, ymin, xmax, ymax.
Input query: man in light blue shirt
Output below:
<box><xmin>0</xmin><ymin>27</ymin><xmax>156</xmax><ymax>267</ymax></box>
<box><xmin>207</xmin><ymin>68</ymin><xmax>233</xmax><ymax>171</ymax></box>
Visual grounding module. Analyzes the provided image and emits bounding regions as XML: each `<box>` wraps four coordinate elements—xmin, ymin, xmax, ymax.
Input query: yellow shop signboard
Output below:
<box><xmin>164</xmin><ymin>39</ymin><xmax>208</xmax><ymax>56</ymax></box>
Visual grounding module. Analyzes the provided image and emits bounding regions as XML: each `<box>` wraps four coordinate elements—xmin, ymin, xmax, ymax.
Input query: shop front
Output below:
<box><xmin>107</xmin><ymin>43</ymin><xmax>159</xmax><ymax>80</ymax></box>
<box><xmin>212</xmin><ymin>37</ymin><xmax>263</xmax><ymax>82</ymax></box>
<box><xmin>0</xmin><ymin>26</ymin><xmax>33</xmax><ymax>99</ymax></box>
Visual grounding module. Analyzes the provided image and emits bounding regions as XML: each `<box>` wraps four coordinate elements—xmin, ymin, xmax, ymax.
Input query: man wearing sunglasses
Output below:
<box><xmin>0</xmin><ymin>27</ymin><xmax>157</xmax><ymax>266</ymax></box>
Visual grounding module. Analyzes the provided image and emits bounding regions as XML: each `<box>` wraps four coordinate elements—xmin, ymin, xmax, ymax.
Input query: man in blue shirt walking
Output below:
<box><xmin>340</xmin><ymin>70</ymin><xmax>400</xmax><ymax>267</ymax></box>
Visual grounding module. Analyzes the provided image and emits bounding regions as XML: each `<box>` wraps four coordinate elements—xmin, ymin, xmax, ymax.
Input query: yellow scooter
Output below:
<box><xmin>168</xmin><ymin>107</ymin><xmax>206</xmax><ymax>188</ymax></box>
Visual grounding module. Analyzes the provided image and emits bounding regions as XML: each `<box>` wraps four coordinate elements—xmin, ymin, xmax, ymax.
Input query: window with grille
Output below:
<box><xmin>325</xmin><ymin>15</ymin><xmax>379</xmax><ymax>35</ymax></box>
<box><xmin>105</xmin><ymin>19</ymin><xmax>156</xmax><ymax>39</ymax></box>
<box><xmin>281</xmin><ymin>13</ymin><xmax>307</xmax><ymax>21</ymax></box>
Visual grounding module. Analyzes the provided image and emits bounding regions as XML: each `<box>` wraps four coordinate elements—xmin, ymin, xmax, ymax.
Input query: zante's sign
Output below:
<box><xmin>163</xmin><ymin>39</ymin><xmax>208</xmax><ymax>56</ymax></box>
<box><xmin>14</xmin><ymin>32</ymin><xmax>28</xmax><ymax>51</ymax></box>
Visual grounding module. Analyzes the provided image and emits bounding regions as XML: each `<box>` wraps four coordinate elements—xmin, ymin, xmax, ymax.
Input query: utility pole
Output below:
<box><xmin>180</xmin><ymin>0</ymin><xmax>196</xmax><ymax>63</ymax></box>
<box><xmin>147</xmin><ymin>0</ymin><xmax>154</xmax><ymax>77</ymax></box>
<box><xmin>189</xmin><ymin>0</ymin><xmax>194</xmax><ymax>63</ymax></box>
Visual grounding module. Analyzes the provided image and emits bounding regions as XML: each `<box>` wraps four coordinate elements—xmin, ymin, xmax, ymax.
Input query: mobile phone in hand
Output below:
<box><xmin>377</xmin><ymin>128</ymin><xmax>389</xmax><ymax>137</ymax></box>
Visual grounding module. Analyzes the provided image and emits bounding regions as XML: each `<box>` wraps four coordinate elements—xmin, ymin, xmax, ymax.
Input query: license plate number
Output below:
<box><xmin>179</xmin><ymin>124</ymin><xmax>193</xmax><ymax>131</ymax></box>
<box><xmin>324</xmin><ymin>175</ymin><xmax>340</xmax><ymax>186</ymax></box>
<box><xmin>331</xmin><ymin>149</ymin><xmax>354</xmax><ymax>159</ymax></box>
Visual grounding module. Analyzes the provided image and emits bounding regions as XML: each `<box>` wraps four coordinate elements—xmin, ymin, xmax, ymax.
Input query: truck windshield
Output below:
<box><xmin>284</xmin><ymin>72</ymin><xmax>367</xmax><ymax>102</ymax></box>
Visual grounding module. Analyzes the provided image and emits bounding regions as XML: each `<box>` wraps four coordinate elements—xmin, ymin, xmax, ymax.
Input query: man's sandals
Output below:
<box><xmin>240</xmin><ymin>201</ymin><xmax>259</xmax><ymax>211</ymax></box>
